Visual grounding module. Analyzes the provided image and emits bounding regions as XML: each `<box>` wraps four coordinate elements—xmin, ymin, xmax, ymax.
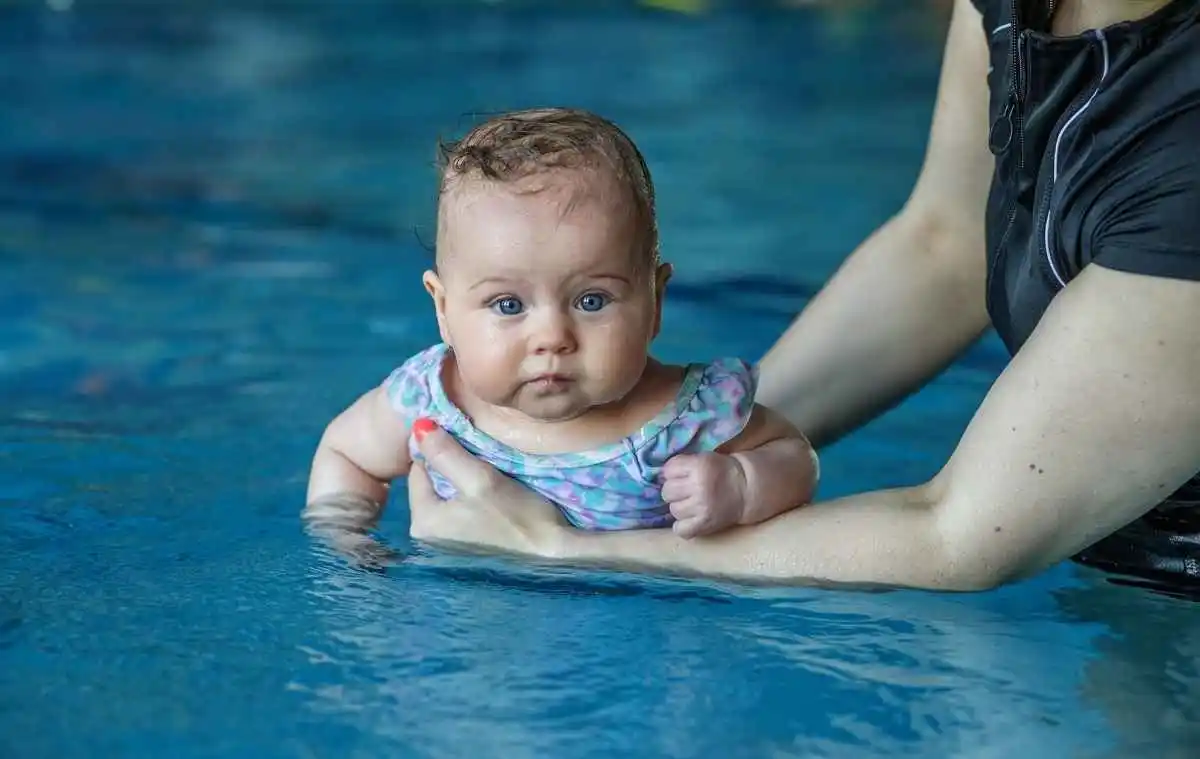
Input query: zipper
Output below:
<box><xmin>1038</xmin><ymin>28</ymin><xmax>1111</xmax><ymax>290</ymax></box>
<box><xmin>990</xmin><ymin>1</ymin><xmax>1060</xmax><ymax>159</ymax></box>
<box><xmin>987</xmin><ymin>1</ymin><xmax>1072</xmax><ymax>314</ymax></box>
<box><xmin>988</xmin><ymin>0</ymin><xmax>1024</xmax><ymax>164</ymax></box>
<box><xmin>985</xmin><ymin>0</ymin><xmax>1029</xmax><ymax>319</ymax></box>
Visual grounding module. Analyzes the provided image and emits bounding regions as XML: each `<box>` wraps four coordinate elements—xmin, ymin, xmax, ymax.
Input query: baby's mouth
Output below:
<box><xmin>526</xmin><ymin>374</ymin><xmax>573</xmax><ymax>392</ymax></box>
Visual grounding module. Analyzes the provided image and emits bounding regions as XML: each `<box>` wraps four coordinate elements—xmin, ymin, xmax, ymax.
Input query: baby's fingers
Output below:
<box><xmin>659</xmin><ymin>477</ymin><xmax>694</xmax><ymax>504</ymax></box>
<box><xmin>660</xmin><ymin>454</ymin><xmax>697</xmax><ymax>481</ymax></box>
<box><xmin>672</xmin><ymin>514</ymin><xmax>710</xmax><ymax>540</ymax></box>
<box><xmin>667</xmin><ymin>491</ymin><xmax>700</xmax><ymax>517</ymax></box>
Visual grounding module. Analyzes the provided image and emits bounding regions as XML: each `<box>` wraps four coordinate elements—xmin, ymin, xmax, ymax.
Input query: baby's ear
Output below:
<box><xmin>422</xmin><ymin>270</ymin><xmax>452</xmax><ymax>345</ymax></box>
<box><xmin>651</xmin><ymin>262</ymin><xmax>672</xmax><ymax>338</ymax></box>
<box><xmin>655</xmin><ymin>262</ymin><xmax>673</xmax><ymax>296</ymax></box>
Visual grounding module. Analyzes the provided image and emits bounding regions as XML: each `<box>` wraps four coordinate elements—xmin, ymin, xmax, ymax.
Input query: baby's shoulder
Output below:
<box><xmin>381</xmin><ymin>342</ymin><xmax>450</xmax><ymax>417</ymax></box>
<box><xmin>690</xmin><ymin>356</ymin><xmax>757</xmax><ymax>403</ymax></box>
<box><xmin>399</xmin><ymin>342</ymin><xmax>450</xmax><ymax>375</ymax></box>
<box><xmin>632</xmin><ymin>356</ymin><xmax>758</xmax><ymax>464</ymax></box>
<box><xmin>633</xmin><ymin>356</ymin><xmax>756</xmax><ymax>413</ymax></box>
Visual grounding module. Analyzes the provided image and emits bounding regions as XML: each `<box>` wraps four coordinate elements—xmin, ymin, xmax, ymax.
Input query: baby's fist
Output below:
<box><xmin>660</xmin><ymin>452</ymin><xmax>749</xmax><ymax>539</ymax></box>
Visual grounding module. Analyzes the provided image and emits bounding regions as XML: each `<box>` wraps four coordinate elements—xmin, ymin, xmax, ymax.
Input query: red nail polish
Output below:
<box><xmin>412</xmin><ymin>417</ymin><xmax>438</xmax><ymax>442</ymax></box>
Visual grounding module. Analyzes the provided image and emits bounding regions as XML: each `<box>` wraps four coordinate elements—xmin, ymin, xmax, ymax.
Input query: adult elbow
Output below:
<box><xmin>930</xmin><ymin>498</ymin><xmax>1041</xmax><ymax>592</ymax></box>
<box><xmin>934</xmin><ymin>545</ymin><xmax>1027</xmax><ymax>592</ymax></box>
<box><xmin>940</xmin><ymin>562</ymin><xmax>1019</xmax><ymax>593</ymax></box>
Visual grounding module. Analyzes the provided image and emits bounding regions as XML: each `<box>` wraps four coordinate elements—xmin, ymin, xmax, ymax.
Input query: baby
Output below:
<box><xmin>305</xmin><ymin>108</ymin><xmax>818</xmax><ymax>544</ymax></box>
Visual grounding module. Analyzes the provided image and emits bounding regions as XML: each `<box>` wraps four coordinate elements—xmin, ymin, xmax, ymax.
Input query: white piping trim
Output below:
<box><xmin>1044</xmin><ymin>29</ymin><xmax>1110</xmax><ymax>288</ymax></box>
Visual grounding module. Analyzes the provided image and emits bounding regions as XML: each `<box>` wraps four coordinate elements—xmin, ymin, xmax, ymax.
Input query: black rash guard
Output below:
<box><xmin>968</xmin><ymin>0</ymin><xmax>1200</xmax><ymax>597</ymax></box>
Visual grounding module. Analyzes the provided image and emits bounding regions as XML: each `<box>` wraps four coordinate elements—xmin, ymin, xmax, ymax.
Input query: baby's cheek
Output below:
<box><xmin>592</xmin><ymin>349</ymin><xmax>647</xmax><ymax>399</ymax></box>
<box><xmin>463</xmin><ymin>354</ymin><xmax>518</xmax><ymax>398</ymax></box>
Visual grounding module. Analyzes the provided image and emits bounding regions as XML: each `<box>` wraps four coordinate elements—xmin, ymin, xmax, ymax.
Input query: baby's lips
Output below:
<box><xmin>412</xmin><ymin>417</ymin><xmax>439</xmax><ymax>442</ymax></box>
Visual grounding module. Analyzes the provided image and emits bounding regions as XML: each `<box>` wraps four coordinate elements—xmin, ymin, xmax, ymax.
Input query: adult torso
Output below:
<box><xmin>972</xmin><ymin>0</ymin><xmax>1200</xmax><ymax>592</ymax></box>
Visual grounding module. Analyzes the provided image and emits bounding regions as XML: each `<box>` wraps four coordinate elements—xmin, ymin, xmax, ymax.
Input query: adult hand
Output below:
<box><xmin>406</xmin><ymin>419</ymin><xmax>568</xmax><ymax>557</ymax></box>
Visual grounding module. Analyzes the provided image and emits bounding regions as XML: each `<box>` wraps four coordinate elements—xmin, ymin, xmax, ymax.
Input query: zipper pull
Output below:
<box><xmin>989</xmin><ymin>96</ymin><xmax>1015</xmax><ymax>155</ymax></box>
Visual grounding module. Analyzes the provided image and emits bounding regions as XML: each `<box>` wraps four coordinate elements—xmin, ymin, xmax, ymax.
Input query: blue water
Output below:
<box><xmin>1</xmin><ymin>1</ymin><xmax>1197</xmax><ymax>757</ymax></box>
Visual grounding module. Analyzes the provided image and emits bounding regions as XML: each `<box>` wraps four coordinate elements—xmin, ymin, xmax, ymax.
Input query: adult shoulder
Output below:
<box><xmin>967</xmin><ymin>0</ymin><xmax>1008</xmax><ymax>31</ymax></box>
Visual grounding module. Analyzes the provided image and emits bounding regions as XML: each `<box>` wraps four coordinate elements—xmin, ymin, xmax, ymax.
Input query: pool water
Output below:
<box><xmin>1</xmin><ymin>1</ymin><xmax>1197</xmax><ymax>757</ymax></box>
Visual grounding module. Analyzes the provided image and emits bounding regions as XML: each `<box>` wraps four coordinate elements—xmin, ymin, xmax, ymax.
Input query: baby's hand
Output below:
<box><xmin>660</xmin><ymin>452</ymin><xmax>749</xmax><ymax>539</ymax></box>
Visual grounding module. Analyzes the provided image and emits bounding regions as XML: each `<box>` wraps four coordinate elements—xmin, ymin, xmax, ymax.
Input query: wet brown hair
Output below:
<box><xmin>436</xmin><ymin>108</ymin><xmax>659</xmax><ymax>265</ymax></box>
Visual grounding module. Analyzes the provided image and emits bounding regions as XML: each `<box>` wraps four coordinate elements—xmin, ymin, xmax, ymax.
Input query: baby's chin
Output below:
<box><xmin>501</xmin><ymin>380</ymin><xmax>627</xmax><ymax>423</ymax></box>
<box><xmin>508</xmin><ymin>393</ymin><xmax>596</xmax><ymax>424</ymax></box>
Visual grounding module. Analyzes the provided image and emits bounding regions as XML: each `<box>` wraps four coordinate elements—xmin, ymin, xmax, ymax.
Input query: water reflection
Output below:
<box><xmin>1052</xmin><ymin>577</ymin><xmax>1200</xmax><ymax>759</ymax></box>
<box><xmin>298</xmin><ymin>555</ymin><xmax>1132</xmax><ymax>758</ymax></box>
<box><xmin>298</xmin><ymin>557</ymin><xmax>696</xmax><ymax>758</ymax></box>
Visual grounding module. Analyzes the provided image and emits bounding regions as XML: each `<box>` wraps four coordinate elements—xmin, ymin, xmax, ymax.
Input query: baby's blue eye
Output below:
<box><xmin>491</xmin><ymin>297</ymin><xmax>524</xmax><ymax>316</ymax></box>
<box><xmin>577</xmin><ymin>293</ymin><xmax>609</xmax><ymax>312</ymax></box>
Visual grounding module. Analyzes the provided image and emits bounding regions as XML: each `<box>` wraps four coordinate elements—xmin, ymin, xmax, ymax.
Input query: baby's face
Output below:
<box><xmin>427</xmin><ymin>170</ymin><xmax>666</xmax><ymax>422</ymax></box>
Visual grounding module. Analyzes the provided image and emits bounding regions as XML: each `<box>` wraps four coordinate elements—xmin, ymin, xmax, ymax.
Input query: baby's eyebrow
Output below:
<box><xmin>468</xmin><ymin>276</ymin><xmax>522</xmax><ymax>292</ymax></box>
<box><xmin>585</xmin><ymin>273</ymin><xmax>632</xmax><ymax>285</ymax></box>
<box><xmin>466</xmin><ymin>272</ymin><xmax>634</xmax><ymax>292</ymax></box>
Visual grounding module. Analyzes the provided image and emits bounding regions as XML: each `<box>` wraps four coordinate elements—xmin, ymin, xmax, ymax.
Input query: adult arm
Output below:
<box><xmin>756</xmin><ymin>0</ymin><xmax>995</xmax><ymax>446</ymax></box>
<box><xmin>404</xmin><ymin>2</ymin><xmax>1200</xmax><ymax>588</ymax></box>
<box><xmin>409</xmin><ymin>264</ymin><xmax>1200</xmax><ymax>590</ymax></box>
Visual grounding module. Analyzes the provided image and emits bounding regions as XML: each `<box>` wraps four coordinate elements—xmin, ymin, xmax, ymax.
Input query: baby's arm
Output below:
<box><xmin>307</xmin><ymin>386</ymin><xmax>413</xmax><ymax>505</ymax></box>
<box><xmin>303</xmin><ymin>386</ymin><xmax>413</xmax><ymax>564</ymax></box>
<box><xmin>662</xmin><ymin>404</ymin><xmax>817</xmax><ymax>538</ymax></box>
<box><xmin>719</xmin><ymin>404</ymin><xmax>818</xmax><ymax>525</ymax></box>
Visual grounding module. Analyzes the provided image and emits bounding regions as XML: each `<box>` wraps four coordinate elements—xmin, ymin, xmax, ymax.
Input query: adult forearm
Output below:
<box><xmin>555</xmin><ymin>483</ymin><xmax>999</xmax><ymax>591</ymax></box>
<box><xmin>756</xmin><ymin>209</ymin><xmax>990</xmax><ymax>448</ymax></box>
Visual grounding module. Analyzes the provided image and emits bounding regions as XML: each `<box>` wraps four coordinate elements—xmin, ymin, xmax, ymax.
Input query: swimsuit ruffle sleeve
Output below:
<box><xmin>381</xmin><ymin>343</ymin><xmax>446</xmax><ymax>427</ymax></box>
<box><xmin>635</xmin><ymin>357</ymin><xmax>758</xmax><ymax>476</ymax></box>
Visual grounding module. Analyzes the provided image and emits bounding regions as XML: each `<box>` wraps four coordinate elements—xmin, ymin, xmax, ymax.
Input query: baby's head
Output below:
<box><xmin>424</xmin><ymin>107</ymin><xmax>670</xmax><ymax>423</ymax></box>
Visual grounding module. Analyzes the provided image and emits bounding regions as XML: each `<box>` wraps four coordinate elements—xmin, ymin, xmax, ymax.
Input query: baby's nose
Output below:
<box><xmin>531</xmin><ymin>311</ymin><xmax>577</xmax><ymax>354</ymax></box>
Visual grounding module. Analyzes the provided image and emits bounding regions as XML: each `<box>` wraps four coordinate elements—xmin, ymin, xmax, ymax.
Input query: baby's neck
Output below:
<box><xmin>451</xmin><ymin>360</ymin><xmax>685</xmax><ymax>455</ymax></box>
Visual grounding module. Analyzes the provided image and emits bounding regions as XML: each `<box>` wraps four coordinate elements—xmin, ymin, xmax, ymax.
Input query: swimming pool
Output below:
<box><xmin>2</xmin><ymin>1</ymin><xmax>1196</xmax><ymax>756</ymax></box>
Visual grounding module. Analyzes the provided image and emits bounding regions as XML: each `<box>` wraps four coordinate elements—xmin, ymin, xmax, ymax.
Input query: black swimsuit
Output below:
<box><xmin>970</xmin><ymin>0</ymin><xmax>1200</xmax><ymax>597</ymax></box>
